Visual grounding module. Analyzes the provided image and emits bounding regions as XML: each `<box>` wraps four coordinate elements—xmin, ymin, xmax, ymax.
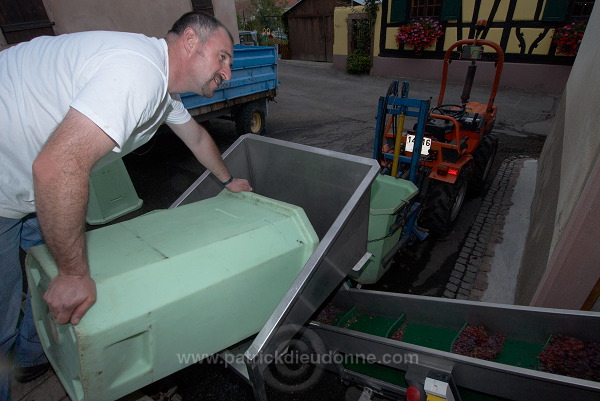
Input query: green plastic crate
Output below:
<box><xmin>25</xmin><ymin>190</ymin><xmax>319</xmax><ymax>401</ymax></box>
<box><xmin>86</xmin><ymin>158</ymin><xmax>143</xmax><ymax>225</ymax></box>
<box><xmin>352</xmin><ymin>175</ymin><xmax>418</xmax><ymax>284</ymax></box>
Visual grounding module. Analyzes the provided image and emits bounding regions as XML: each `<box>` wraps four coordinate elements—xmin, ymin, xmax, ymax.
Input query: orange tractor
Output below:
<box><xmin>375</xmin><ymin>20</ymin><xmax>503</xmax><ymax>235</ymax></box>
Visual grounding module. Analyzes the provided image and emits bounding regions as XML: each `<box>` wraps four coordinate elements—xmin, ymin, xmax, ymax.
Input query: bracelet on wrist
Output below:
<box><xmin>221</xmin><ymin>176</ymin><xmax>234</xmax><ymax>186</ymax></box>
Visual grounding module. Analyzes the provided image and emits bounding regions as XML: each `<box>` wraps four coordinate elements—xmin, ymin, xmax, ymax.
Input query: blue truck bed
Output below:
<box><xmin>180</xmin><ymin>44</ymin><xmax>278</xmax><ymax>134</ymax></box>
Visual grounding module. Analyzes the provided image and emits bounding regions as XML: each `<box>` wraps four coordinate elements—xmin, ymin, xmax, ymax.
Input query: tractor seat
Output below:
<box><xmin>415</xmin><ymin>119</ymin><xmax>454</xmax><ymax>142</ymax></box>
<box><xmin>459</xmin><ymin>112</ymin><xmax>485</xmax><ymax>132</ymax></box>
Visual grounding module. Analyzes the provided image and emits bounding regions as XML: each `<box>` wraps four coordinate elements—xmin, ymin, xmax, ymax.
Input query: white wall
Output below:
<box><xmin>517</xmin><ymin>4</ymin><xmax>600</xmax><ymax>309</ymax></box>
<box><xmin>40</xmin><ymin>0</ymin><xmax>238</xmax><ymax>39</ymax></box>
<box><xmin>42</xmin><ymin>0</ymin><xmax>192</xmax><ymax>37</ymax></box>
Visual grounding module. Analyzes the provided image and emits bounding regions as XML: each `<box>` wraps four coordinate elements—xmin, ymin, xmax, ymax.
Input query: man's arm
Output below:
<box><xmin>168</xmin><ymin>119</ymin><xmax>252</xmax><ymax>192</ymax></box>
<box><xmin>33</xmin><ymin>108</ymin><xmax>117</xmax><ymax>325</ymax></box>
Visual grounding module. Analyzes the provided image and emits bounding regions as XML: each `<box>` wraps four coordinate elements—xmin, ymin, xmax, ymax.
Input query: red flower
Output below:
<box><xmin>552</xmin><ymin>21</ymin><xmax>587</xmax><ymax>56</ymax></box>
<box><xmin>396</xmin><ymin>18</ymin><xmax>444</xmax><ymax>55</ymax></box>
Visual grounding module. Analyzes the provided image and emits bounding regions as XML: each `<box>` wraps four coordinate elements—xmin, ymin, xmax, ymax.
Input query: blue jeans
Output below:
<box><xmin>0</xmin><ymin>215</ymin><xmax>48</xmax><ymax>401</ymax></box>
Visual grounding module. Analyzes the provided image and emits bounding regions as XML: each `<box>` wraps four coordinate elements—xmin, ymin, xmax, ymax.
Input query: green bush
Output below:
<box><xmin>346</xmin><ymin>50</ymin><xmax>372</xmax><ymax>75</ymax></box>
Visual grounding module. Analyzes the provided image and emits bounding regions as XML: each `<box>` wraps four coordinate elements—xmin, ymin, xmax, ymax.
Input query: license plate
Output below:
<box><xmin>405</xmin><ymin>134</ymin><xmax>431</xmax><ymax>155</ymax></box>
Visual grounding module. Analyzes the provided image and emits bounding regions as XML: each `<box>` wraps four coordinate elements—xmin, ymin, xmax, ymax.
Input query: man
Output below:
<box><xmin>0</xmin><ymin>11</ymin><xmax>252</xmax><ymax>399</ymax></box>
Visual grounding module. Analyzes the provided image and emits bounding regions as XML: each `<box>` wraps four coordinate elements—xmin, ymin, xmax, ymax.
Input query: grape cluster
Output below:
<box><xmin>452</xmin><ymin>325</ymin><xmax>506</xmax><ymax>361</ymax></box>
<box><xmin>390</xmin><ymin>322</ymin><xmax>408</xmax><ymax>341</ymax></box>
<box><xmin>538</xmin><ymin>334</ymin><xmax>600</xmax><ymax>382</ymax></box>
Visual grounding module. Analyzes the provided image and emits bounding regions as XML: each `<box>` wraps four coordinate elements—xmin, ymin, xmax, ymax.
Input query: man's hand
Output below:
<box><xmin>225</xmin><ymin>178</ymin><xmax>253</xmax><ymax>192</ymax></box>
<box><xmin>43</xmin><ymin>274</ymin><xmax>97</xmax><ymax>325</ymax></box>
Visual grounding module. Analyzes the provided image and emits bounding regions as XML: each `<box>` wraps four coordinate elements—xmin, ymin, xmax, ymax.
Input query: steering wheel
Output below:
<box><xmin>431</xmin><ymin>104</ymin><xmax>466</xmax><ymax>118</ymax></box>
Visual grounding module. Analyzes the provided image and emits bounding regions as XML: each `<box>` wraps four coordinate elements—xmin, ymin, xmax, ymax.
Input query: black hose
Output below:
<box><xmin>461</xmin><ymin>63</ymin><xmax>477</xmax><ymax>105</ymax></box>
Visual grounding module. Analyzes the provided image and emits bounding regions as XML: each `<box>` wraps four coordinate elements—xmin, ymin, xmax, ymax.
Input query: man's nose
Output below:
<box><xmin>220</xmin><ymin>64</ymin><xmax>232</xmax><ymax>81</ymax></box>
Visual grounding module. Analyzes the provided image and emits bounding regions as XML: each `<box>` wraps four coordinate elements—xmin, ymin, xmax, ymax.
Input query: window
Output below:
<box><xmin>571</xmin><ymin>1</ymin><xmax>595</xmax><ymax>19</ymax></box>
<box><xmin>410</xmin><ymin>0</ymin><xmax>442</xmax><ymax>18</ymax></box>
<box><xmin>390</xmin><ymin>0</ymin><xmax>459</xmax><ymax>24</ymax></box>
<box><xmin>543</xmin><ymin>0</ymin><xmax>595</xmax><ymax>21</ymax></box>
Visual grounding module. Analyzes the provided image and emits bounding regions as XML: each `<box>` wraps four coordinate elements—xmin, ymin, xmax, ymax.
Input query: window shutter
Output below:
<box><xmin>390</xmin><ymin>0</ymin><xmax>407</xmax><ymax>23</ymax></box>
<box><xmin>441</xmin><ymin>0</ymin><xmax>462</xmax><ymax>21</ymax></box>
<box><xmin>542</xmin><ymin>0</ymin><xmax>570</xmax><ymax>21</ymax></box>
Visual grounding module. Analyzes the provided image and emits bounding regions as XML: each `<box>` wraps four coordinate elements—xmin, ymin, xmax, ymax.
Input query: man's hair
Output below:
<box><xmin>168</xmin><ymin>11</ymin><xmax>233</xmax><ymax>45</ymax></box>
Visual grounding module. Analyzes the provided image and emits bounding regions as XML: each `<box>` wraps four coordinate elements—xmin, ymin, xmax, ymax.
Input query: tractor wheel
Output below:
<box><xmin>419</xmin><ymin>164</ymin><xmax>472</xmax><ymax>236</ymax></box>
<box><xmin>235</xmin><ymin>100</ymin><xmax>266</xmax><ymax>136</ymax></box>
<box><xmin>470</xmin><ymin>134</ymin><xmax>499</xmax><ymax>194</ymax></box>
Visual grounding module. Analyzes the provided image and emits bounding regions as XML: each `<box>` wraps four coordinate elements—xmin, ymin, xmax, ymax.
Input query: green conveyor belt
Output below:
<box><xmin>317</xmin><ymin>306</ymin><xmax>555</xmax><ymax>401</ymax></box>
<box><xmin>344</xmin><ymin>361</ymin><xmax>409</xmax><ymax>387</ymax></box>
<box><xmin>337</xmin><ymin>307</ymin><xmax>405</xmax><ymax>338</ymax></box>
<box><xmin>327</xmin><ymin>307</ymin><xmax>548</xmax><ymax>371</ymax></box>
<box><xmin>495</xmin><ymin>338</ymin><xmax>546</xmax><ymax>369</ymax></box>
<box><xmin>401</xmin><ymin>323</ymin><xmax>459</xmax><ymax>352</ymax></box>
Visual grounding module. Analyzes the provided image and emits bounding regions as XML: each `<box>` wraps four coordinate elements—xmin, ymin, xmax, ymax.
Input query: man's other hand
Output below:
<box><xmin>226</xmin><ymin>178</ymin><xmax>253</xmax><ymax>192</ymax></box>
<box><xmin>43</xmin><ymin>274</ymin><xmax>97</xmax><ymax>325</ymax></box>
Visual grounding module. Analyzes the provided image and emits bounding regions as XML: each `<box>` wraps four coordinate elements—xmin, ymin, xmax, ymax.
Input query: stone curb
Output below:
<box><xmin>442</xmin><ymin>155</ymin><xmax>536</xmax><ymax>300</ymax></box>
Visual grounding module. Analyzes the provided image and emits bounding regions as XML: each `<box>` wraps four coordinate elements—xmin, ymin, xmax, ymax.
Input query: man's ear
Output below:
<box><xmin>182</xmin><ymin>27</ymin><xmax>197</xmax><ymax>56</ymax></box>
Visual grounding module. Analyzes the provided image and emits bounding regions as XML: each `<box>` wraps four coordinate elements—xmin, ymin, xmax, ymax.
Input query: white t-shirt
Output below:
<box><xmin>0</xmin><ymin>31</ymin><xmax>191</xmax><ymax>218</ymax></box>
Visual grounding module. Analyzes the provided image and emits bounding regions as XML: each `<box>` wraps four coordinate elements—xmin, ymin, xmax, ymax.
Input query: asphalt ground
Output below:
<box><xmin>13</xmin><ymin>59</ymin><xmax>558</xmax><ymax>401</ymax></box>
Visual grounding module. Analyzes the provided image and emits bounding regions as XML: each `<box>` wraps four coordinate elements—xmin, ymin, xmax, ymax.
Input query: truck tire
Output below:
<box><xmin>470</xmin><ymin>134</ymin><xmax>498</xmax><ymax>194</ymax></box>
<box><xmin>419</xmin><ymin>164</ymin><xmax>472</xmax><ymax>236</ymax></box>
<box><xmin>235</xmin><ymin>100</ymin><xmax>266</xmax><ymax>136</ymax></box>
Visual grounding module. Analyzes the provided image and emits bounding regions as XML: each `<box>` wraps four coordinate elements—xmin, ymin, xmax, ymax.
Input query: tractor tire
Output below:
<box><xmin>470</xmin><ymin>134</ymin><xmax>499</xmax><ymax>194</ymax></box>
<box><xmin>235</xmin><ymin>100</ymin><xmax>266</xmax><ymax>136</ymax></box>
<box><xmin>419</xmin><ymin>164</ymin><xmax>472</xmax><ymax>236</ymax></box>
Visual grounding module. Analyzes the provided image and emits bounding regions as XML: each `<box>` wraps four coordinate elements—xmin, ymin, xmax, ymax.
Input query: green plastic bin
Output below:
<box><xmin>352</xmin><ymin>175</ymin><xmax>418</xmax><ymax>284</ymax></box>
<box><xmin>25</xmin><ymin>190</ymin><xmax>318</xmax><ymax>401</ymax></box>
<box><xmin>86</xmin><ymin>158</ymin><xmax>143</xmax><ymax>225</ymax></box>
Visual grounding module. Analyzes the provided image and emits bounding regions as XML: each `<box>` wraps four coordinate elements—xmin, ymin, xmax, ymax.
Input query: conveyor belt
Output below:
<box><xmin>308</xmin><ymin>287</ymin><xmax>600</xmax><ymax>401</ymax></box>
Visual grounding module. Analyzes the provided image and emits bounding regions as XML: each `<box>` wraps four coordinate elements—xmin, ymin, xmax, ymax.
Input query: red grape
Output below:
<box><xmin>452</xmin><ymin>325</ymin><xmax>506</xmax><ymax>361</ymax></box>
<box><xmin>538</xmin><ymin>334</ymin><xmax>600</xmax><ymax>382</ymax></box>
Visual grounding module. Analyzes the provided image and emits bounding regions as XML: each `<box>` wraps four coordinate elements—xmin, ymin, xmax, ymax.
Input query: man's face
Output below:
<box><xmin>192</xmin><ymin>27</ymin><xmax>233</xmax><ymax>98</ymax></box>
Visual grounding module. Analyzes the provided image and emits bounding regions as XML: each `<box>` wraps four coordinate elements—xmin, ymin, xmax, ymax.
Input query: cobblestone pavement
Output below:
<box><xmin>443</xmin><ymin>156</ymin><xmax>534</xmax><ymax>300</ymax></box>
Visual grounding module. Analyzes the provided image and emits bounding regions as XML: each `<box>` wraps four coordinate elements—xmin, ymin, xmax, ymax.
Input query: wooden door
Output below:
<box><xmin>0</xmin><ymin>0</ymin><xmax>54</xmax><ymax>44</ymax></box>
<box><xmin>289</xmin><ymin>14</ymin><xmax>333</xmax><ymax>62</ymax></box>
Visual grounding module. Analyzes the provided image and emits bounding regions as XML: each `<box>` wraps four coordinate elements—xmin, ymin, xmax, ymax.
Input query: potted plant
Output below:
<box><xmin>396</xmin><ymin>17</ymin><xmax>444</xmax><ymax>55</ymax></box>
<box><xmin>552</xmin><ymin>21</ymin><xmax>587</xmax><ymax>56</ymax></box>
